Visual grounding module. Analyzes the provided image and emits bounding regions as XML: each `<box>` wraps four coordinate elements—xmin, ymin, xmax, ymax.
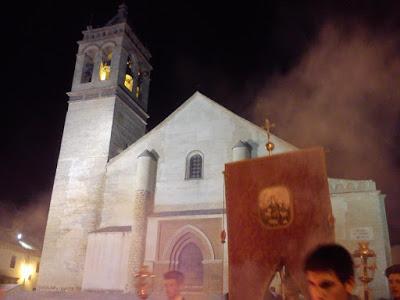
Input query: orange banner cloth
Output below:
<box><xmin>224</xmin><ymin>147</ymin><xmax>334</xmax><ymax>300</ymax></box>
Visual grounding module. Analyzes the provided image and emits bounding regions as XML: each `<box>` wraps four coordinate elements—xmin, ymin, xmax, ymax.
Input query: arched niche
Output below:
<box><xmin>161</xmin><ymin>225</ymin><xmax>215</xmax><ymax>287</ymax></box>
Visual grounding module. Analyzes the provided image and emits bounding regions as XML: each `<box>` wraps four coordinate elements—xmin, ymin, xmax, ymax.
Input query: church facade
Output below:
<box><xmin>38</xmin><ymin>5</ymin><xmax>392</xmax><ymax>299</ymax></box>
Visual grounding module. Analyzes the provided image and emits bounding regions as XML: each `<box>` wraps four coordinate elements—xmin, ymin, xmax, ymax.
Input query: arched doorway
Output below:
<box><xmin>161</xmin><ymin>225</ymin><xmax>215</xmax><ymax>289</ymax></box>
<box><xmin>177</xmin><ymin>242</ymin><xmax>203</xmax><ymax>286</ymax></box>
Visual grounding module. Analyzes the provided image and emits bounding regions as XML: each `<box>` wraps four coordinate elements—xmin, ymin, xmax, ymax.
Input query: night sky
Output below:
<box><xmin>1</xmin><ymin>1</ymin><xmax>399</xmax><ymax>245</ymax></box>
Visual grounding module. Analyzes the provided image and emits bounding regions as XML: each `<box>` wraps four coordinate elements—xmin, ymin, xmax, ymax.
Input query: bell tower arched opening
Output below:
<box><xmin>81</xmin><ymin>49</ymin><xmax>96</xmax><ymax>83</ymax></box>
<box><xmin>99</xmin><ymin>46</ymin><xmax>113</xmax><ymax>81</ymax></box>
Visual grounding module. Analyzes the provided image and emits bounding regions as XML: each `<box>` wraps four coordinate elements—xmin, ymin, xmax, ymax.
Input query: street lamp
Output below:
<box><xmin>21</xmin><ymin>263</ymin><xmax>33</xmax><ymax>287</ymax></box>
<box><xmin>353</xmin><ymin>242</ymin><xmax>377</xmax><ymax>300</ymax></box>
<box><xmin>134</xmin><ymin>265</ymin><xmax>155</xmax><ymax>299</ymax></box>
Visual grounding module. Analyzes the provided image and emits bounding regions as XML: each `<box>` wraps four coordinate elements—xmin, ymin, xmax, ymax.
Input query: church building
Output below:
<box><xmin>38</xmin><ymin>5</ymin><xmax>392</xmax><ymax>299</ymax></box>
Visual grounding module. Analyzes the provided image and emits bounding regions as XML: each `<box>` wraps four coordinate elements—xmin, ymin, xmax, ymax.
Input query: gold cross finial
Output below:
<box><xmin>264</xmin><ymin>118</ymin><xmax>275</xmax><ymax>139</ymax></box>
<box><xmin>263</xmin><ymin>118</ymin><xmax>275</xmax><ymax>156</ymax></box>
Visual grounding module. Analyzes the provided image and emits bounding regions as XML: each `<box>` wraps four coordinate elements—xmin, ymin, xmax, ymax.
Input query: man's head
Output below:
<box><xmin>163</xmin><ymin>270</ymin><xmax>184</xmax><ymax>299</ymax></box>
<box><xmin>385</xmin><ymin>264</ymin><xmax>400</xmax><ymax>300</ymax></box>
<box><xmin>304</xmin><ymin>244</ymin><xmax>355</xmax><ymax>300</ymax></box>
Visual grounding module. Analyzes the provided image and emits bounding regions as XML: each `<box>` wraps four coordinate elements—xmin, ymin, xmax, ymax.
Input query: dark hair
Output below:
<box><xmin>163</xmin><ymin>270</ymin><xmax>184</xmax><ymax>284</ymax></box>
<box><xmin>385</xmin><ymin>264</ymin><xmax>400</xmax><ymax>277</ymax></box>
<box><xmin>304</xmin><ymin>243</ymin><xmax>354</xmax><ymax>284</ymax></box>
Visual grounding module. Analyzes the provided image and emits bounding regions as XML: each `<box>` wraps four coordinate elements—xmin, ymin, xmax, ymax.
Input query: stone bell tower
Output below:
<box><xmin>38</xmin><ymin>4</ymin><xmax>152</xmax><ymax>290</ymax></box>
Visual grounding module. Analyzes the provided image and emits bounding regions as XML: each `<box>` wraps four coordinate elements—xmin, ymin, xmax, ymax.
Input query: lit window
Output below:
<box><xmin>186</xmin><ymin>152</ymin><xmax>203</xmax><ymax>179</ymax></box>
<box><xmin>10</xmin><ymin>255</ymin><xmax>16</xmax><ymax>269</ymax></box>
<box><xmin>99</xmin><ymin>51</ymin><xmax>112</xmax><ymax>81</ymax></box>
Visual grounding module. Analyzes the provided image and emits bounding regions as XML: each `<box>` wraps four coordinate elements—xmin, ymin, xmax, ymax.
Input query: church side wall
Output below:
<box><xmin>100</xmin><ymin>152</ymin><xmax>138</xmax><ymax>228</ymax></box>
<box><xmin>38</xmin><ymin>98</ymin><xmax>116</xmax><ymax>290</ymax></box>
<box><xmin>330</xmin><ymin>180</ymin><xmax>391</xmax><ymax>299</ymax></box>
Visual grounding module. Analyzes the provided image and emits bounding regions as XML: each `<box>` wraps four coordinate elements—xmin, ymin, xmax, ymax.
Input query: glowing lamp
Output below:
<box><xmin>21</xmin><ymin>264</ymin><xmax>33</xmax><ymax>283</ymax></box>
<box><xmin>19</xmin><ymin>240</ymin><xmax>34</xmax><ymax>250</ymax></box>
<box><xmin>134</xmin><ymin>265</ymin><xmax>155</xmax><ymax>299</ymax></box>
<box><xmin>220</xmin><ymin>229</ymin><xmax>226</xmax><ymax>244</ymax></box>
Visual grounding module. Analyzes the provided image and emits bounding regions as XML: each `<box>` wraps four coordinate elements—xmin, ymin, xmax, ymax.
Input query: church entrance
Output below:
<box><xmin>177</xmin><ymin>242</ymin><xmax>204</xmax><ymax>287</ymax></box>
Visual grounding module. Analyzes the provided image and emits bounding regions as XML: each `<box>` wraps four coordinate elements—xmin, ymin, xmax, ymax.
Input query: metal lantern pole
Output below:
<box><xmin>353</xmin><ymin>242</ymin><xmax>377</xmax><ymax>300</ymax></box>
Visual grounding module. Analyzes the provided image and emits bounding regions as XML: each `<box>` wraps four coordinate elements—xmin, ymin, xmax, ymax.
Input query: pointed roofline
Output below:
<box><xmin>108</xmin><ymin>91</ymin><xmax>297</xmax><ymax>165</ymax></box>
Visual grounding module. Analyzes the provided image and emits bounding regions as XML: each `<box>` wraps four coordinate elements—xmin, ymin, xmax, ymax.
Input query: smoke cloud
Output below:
<box><xmin>0</xmin><ymin>192</ymin><xmax>50</xmax><ymax>248</ymax></box>
<box><xmin>12</xmin><ymin>192</ymin><xmax>50</xmax><ymax>248</ymax></box>
<box><xmin>251</xmin><ymin>21</ymin><xmax>400</xmax><ymax>243</ymax></box>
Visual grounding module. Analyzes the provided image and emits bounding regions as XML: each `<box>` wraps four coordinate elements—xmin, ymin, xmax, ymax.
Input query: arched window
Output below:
<box><xmin>124</xmin><ymin>56</ymin><xmax>134</xmax><ymax>92</ymax></box>
<box><xmin>99</xmin><ymin>47</ymin><xmax>112</xmax><ymax>81</ymax></box>
<box><xmin>81</xmin><ymin>50</ymin><xmax>95</xmax><ymax>83</ymax></box>
<box><xmin>186</xmin><ymin>152</ymin><xmax>203</xmax><ymax>179</ymax></box>
<box><xmin>177</xmin><ymin>242</ymin><xmax>203</xmax><ymax>286</ymax></box>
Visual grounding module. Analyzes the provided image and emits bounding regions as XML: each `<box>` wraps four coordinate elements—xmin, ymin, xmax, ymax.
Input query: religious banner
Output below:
<box><xmin>224</xmin><ymin>147</ymin><xmax>334</xmax><ymax>300</ymax></box>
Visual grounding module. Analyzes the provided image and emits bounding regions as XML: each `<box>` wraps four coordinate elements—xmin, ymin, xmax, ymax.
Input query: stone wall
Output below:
<box><xmin>108</xmin><ymin>97</ymin><xmax>147</xmax><ymax>159</ymax></box>
<box><xmin>82</xmin><ymin>229</ymin><xmax>131</xmax><ymax>291</ymax></box>
<box><xmin>38</xmin><ymin>98</ymin><xmax>116</xmax><ymax>290</ymax></box>
<box><xmin>329</xmin><ymin>178</ymin><xmax>391</xmax><ymax>299</ymax></box>
<box><xmin>101</xmin><ymin>92</ymin><xmax>297</xmax><ymax>228</ymax></box>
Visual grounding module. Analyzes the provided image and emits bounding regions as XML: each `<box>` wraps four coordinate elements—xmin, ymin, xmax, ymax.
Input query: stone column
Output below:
<box><xmin>92</xmin><ymin>51</ymin><xmax>102</xmax><ymax>84</ymax></box>
<box><xmin>232</xmin><ymin>140</ymin><xmax>252</xmax><ymax>161</ymax></box>
<box><xmin>114</xmin><ymin>45</ymin><xmax>128</xmax><ymax>85</ymax></box>
<box><xmin>106</xmin><ymin>44</ymin><xmax>121</xmax><ymax>84</ymax></box>
<box><xmin>126</xmin><ymin>149</ymin><xmax>158</xmax><ymax>292</ymax></box>
<box><xmin>139</xmin><ymin>69</ymin><xmax>151</xmax><ymax>110</ymax></box>
<box><xmin>71</xmin><ymin>53</ymin><xmax>85</xmax><ymax>88</ymax></box>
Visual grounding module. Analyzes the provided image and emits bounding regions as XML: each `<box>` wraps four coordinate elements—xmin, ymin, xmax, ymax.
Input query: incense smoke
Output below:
<box><xmin>251</xmin><ymin>21</ymin><xmax>400</xmax><ymax>243</ymax></box>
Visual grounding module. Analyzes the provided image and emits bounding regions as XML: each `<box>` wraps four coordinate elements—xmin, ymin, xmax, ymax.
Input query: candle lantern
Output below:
<box><xmin>134</xmin><ymin>265</ymin><xmax>155</xmax><ymax>299</ymax></box>
<box><xmin>353</xmin><ymin>242</ymin><xmax>377</xmax><ymax>300</ymax></box>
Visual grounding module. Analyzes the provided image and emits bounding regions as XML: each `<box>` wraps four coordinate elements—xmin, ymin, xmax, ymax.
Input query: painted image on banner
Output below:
<box><xmin>258</xmin><ymin>186</ymin><xmax>293</xmax><ymax>228</ymax></box>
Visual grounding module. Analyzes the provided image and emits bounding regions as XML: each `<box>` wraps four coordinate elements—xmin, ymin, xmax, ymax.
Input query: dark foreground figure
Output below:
<box><xmin>304</xmin><ymin>243</ymin><xmax>360</xmax><ymax>300</ymax></box>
